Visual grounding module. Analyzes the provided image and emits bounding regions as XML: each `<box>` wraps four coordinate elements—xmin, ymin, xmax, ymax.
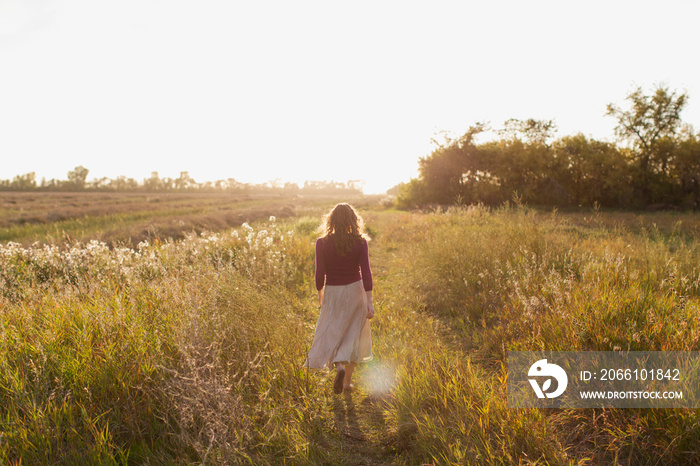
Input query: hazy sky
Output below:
<box><xmin>1</xmin><ymin>0</ymin><xmax>698</xmax><ymax>194</ymax></box>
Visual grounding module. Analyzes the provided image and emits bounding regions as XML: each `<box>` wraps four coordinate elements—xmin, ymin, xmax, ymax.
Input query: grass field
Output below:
<box><xmin>0</xmin><ymin>192</ymin><xmax>356</xmax><ymax>247</ymax></box>
<box><xmin>1</xmin><ymin>193</ymin><xmax>699</xmax><ymax>464</ymax></box>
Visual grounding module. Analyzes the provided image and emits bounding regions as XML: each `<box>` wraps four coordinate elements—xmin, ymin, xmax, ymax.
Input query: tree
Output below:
<box><xmin>66</xmin><ymin>166</ymin><xmax>90</xmax><ymax>190</ymax></box>
<box><xmin>552</xmin><ymin>134</ymin><xmax>632</xmax><ymax>207</ymax></box>
<box><xmin>498</xmin><ymin>118</ymin><xmax>557</xmax><ymax>144</ymax></box>
<box><xmin>10</xmin><ymin>172</ymin><xmax>37</xmax><ymax>190</ymax></box>
<box><xmin>174</xmin><ymin>171</ymin><xmax>195</xmax><ymax>190</ymax></box>
<box><xmin>415</xmin><ymin>123</ymin><xmax>487</xmax><ymax>204</ymax></box>
<box><xmin>143</xmin><ymin>171</ymin><xmax>163</xmax><ymax>191</ymax></box>
<box><xmin>606</xmin><ymin>85</ymin><xmax>688</xmax><ymax>204</ymax></box>
<box><xmin>606</xmin><ymin>85</ymin><xmax>687</xmax><ymax>169</ymax></box>
<box><xmin>668</xmin><ymin>132</ymin><xmax>700</xmax><ymax>209</ymax></box>
<box><xmin>108</xmin><ymin>176</ymin><xmax>138</xmax><ymax>191</ymax></box>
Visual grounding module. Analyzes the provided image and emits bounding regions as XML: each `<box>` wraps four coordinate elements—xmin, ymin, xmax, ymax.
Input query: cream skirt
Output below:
<box><xmin>305</xmin><ymin>280</ymin><xmax>373</xmax><ymax>369</ymax></box>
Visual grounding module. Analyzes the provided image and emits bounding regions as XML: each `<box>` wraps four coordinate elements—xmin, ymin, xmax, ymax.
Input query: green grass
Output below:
<box><xmin>1</xmin><ymin>200</ymin><xmax>700</xmax><ymax>464</ymax></box>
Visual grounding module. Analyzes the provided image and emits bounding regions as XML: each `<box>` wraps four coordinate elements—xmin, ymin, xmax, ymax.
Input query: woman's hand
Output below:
<box><xmin>318</xmin><ymin>289</ymin><xmax>324</xmax><ymax>307</ymax></box>
<box><xmin>367</xmin><ymin>302</ymin><xmax>375</xmax><ymax>319</ymax></box>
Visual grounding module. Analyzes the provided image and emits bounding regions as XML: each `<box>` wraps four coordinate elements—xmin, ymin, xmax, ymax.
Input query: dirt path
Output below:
<box><xmin>320</xmin><ymin>390</ymin><xmax>396</xmax><ymax>465</ymax></box>
<box><xmin>304</xmin><ymin>211</ymin><xmax>416</xmax><ymax>465</ymax></box>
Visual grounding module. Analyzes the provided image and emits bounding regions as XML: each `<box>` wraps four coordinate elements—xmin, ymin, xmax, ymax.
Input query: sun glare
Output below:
<box><xmin>0</xmin><ymin>1</ymin><xmax>697</xmax><ymax>194</ymax></box>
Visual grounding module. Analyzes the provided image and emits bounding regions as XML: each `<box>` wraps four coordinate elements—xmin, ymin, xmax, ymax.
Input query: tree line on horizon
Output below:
<box><xmin>0</xmin><ymin>167</ymin><xmax>364</xmax><ymax>196</ymax></box>
<box><xmin>397</xmin><ymin>85</ymin><xmax>700</xmax><ymax>210</ymax></box>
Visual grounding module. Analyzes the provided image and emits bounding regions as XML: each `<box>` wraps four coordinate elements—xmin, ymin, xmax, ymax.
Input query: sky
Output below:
<box><xmin>1</xmin><ymin>0</ymin><xmax>699</xmax><ymax>194</ymax></box>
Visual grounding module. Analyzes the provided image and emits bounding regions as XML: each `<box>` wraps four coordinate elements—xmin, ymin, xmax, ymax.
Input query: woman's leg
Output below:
<box><xmin>343</xmin><ymin>362</ymin><xmax>356</xmax><ymax>388</ymax></box>
<box><xmin>333</xmin><ymin>362</ymin><xmax>346</xmax><ymax>394</ymax></box>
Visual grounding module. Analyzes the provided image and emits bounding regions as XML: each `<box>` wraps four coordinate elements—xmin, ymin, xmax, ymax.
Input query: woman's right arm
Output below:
<box><xmin>315</xmin><ymin>239</ymin><xmax>326</xmax><ymax>305</ymax></box>
<box><xmin>360</xmin><ymin>239</ymin><xmax>374</xmax><ymax>318</ymax></box>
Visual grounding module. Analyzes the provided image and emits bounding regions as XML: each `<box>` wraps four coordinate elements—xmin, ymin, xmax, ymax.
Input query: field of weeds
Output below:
<box><xmin>0</xmin><ymin>192</ymin><xmax>350</xmax><ymax>247</ymax></box>
<box><xmin>1</xmin><ymin>197</ymin><xmax>700</xmax><ymax>464</ymax></box>
<box><xmin>376</xmin><ymin>205</ymin><xmax>700</xmax><ymax>465</ymax></box>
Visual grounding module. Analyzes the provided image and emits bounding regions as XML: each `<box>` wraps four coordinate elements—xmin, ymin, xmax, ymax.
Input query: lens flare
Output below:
<box><xmin>365</xmin><ymin>361</ymin><xmax>397</xmax><ymax>396</ymax></box>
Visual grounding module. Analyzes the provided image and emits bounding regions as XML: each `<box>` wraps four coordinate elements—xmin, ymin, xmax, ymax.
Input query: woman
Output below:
<box><xmin>304</xmin><ymin>203</ymin><xmax>374</xmax><ymax>394</ymax></box>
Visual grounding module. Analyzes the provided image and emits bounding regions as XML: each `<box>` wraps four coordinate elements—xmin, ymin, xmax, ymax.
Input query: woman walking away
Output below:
<box><xmin>305</xmin><ymin>203</ymin><xmax>374</xmax><ymax>394</ymax></box>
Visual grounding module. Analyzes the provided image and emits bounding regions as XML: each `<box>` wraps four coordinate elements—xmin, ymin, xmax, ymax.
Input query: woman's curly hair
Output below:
<box><xmin>319</xmin><ymin>203</ymin><xmax>369</xmax><ymax>256</ymax></box>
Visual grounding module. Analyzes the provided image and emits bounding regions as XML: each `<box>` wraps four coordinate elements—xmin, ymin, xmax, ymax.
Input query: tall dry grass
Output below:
<box><xmin>376</xmin><ymin>204</ymin><xmax>700</xmax><ymax>464</ymax></box>
<box><xmin>4</xmin><ymin>201</ymin><xmax>700</xmax><ymax>464</ymax></box>
<box><xmin>0</xmin><ymin>217</ymin><xmax>336</xmax><ymax>464</ymax></box>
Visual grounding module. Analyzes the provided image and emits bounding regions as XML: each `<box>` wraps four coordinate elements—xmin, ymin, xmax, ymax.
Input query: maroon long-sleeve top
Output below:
<box><xmin>315</xmin><ymin>236</ymin><xmax>373</xmax><ymax>292</ymax></box>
